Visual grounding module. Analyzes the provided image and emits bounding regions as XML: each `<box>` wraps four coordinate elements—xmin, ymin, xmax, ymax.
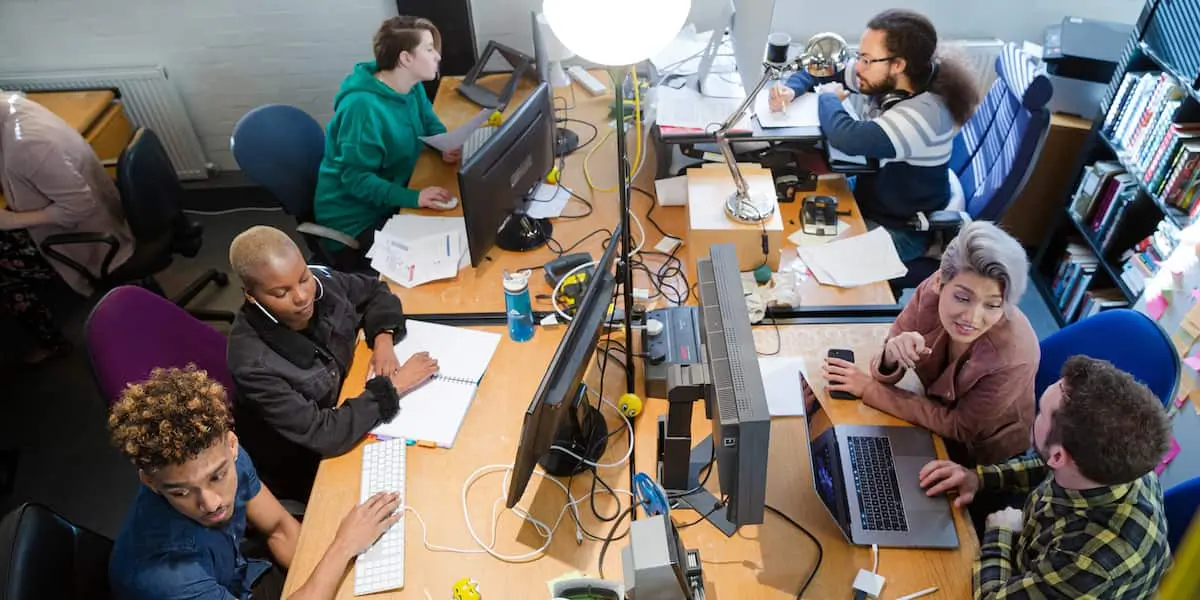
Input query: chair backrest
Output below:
<box><xmin>117</xmin><ymin>128</ymin><xmax>186</xmax><ymax>242</ymax></box>
<box><xmin>949</xmin><ymin>43</ymin><xmax>1054</xmax><ymax>221</ymax></box>
<box><xmin>0</xmin><ymin>503</ymin><xmax>113</xmax><ymax>600</ymax></box>
<box><xmin>85</xmin><ymin>285</ymin><xmax>233</xmax><ymax>406</ymax></box>
<box><xmin>230</xmin><ymin>105</ymin><xmax>326</xmax><ymax>222</ymax></box>
<box><xmin>1036</xmin><ymin>309</ymin><xmax>1179</xmax><ymax>407</ymax></box>
<box><xmin>1165</xmin><ymin>477</ymin><xmax>1200</xmax><ymax>550</ymax></box>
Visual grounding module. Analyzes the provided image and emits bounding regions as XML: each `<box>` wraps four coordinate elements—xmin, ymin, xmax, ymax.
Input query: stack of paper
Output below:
<box><xmin>369</xmin><ymin>214</ymin><xmax>469</xmax><ymax>287</ymax></box>
<box><xmin>420</xmin><ymin>108</ymin><xmax>493</xmax><ymax>152</ymax></box>
<box><xmin>655</xmin><ymin>86</ymin><xmax>750</xmax><ymax>132</ymax></box>
<box><xmin>371</xmin><ymin>320</ymin><xmax>502</xmax><ymax>448</ymax></box>
<box><xmin>796</xmin><ymin>227</ymin><xmax>908</xmax><ymax>287</ymax></box>
<box><xmin>754</xmin><ymin>87</ymin><xmax>821</xmax><ymax>129</ymax></box>
<box><xmin>758</xmin><ymin>356</ymin><xmax>808</xmax><ymax>417</ymax></box>
<box><xmin>524</xmin><ymin>183</ymin><xmax>572</xmax><ymax>219</ymax></box>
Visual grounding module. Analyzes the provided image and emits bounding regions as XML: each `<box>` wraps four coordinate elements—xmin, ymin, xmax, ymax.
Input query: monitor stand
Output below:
<box><xmin>657</xmin><ymin>376</ymin><xmax>738</xmax><ymax>537</ymax></box>
<box><xmin>555</xmin><ymin>126</ymin><xmax>580</xmax><ymax>156</ymax></box>
<box><xmin>540</xmin><ymin>383</ymin><xmax>608</xmax><ymax>476</ymax></box>
<box><xmin>497</xmin><ymin>211</ymin><xmax>552</xmax><ymax>252</ymax></box>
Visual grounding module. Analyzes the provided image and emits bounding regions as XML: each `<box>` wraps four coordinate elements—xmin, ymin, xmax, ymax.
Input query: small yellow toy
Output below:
<box><xmin>618</xmin><ymin>393</ymin><xmax>643</xmax><ymax>418</ymax></box>
<box><xmin>451</xmin><ymin>578</ymin><xmax>482</xmax><ymax>600</ymax></box>
<box><xmin>545</xmin><ymin>165</ymin><xmax>562</xmax><ymax>185</ymax></box>
<box><xmin>487</xmin><ymin>111</ymin><xmax>503</xmax><ymax>127</ymax></box>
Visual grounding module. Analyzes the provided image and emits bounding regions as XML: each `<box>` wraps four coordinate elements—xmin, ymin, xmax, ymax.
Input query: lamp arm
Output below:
<box><xmin>715</xmin><ymin>64</ymin><xmax>786</xmax><ymax>210</ymax></box>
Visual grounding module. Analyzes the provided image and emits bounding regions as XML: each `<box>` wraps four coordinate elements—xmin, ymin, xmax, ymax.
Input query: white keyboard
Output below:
<box><xmin>463</xmin><ymin>125</ymin><xmax>497</xmax><ymax>162</ymax></box>
<box><xmin>354</xmin><ymin>438</ymin><xmax>407</xmax><ymax>596</ymax></box>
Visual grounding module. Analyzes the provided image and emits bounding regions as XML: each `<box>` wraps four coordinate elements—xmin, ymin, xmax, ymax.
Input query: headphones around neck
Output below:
<box><xmin>879</xmin><ymin>89</ymin><xmax>912</xmax><ymax>112</ymax></box>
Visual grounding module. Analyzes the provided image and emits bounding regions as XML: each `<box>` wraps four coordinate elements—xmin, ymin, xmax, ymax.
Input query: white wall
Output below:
<box><xmin>769</xmin><ymin>0</ymin><xmax>1145</xmax><ymax>46</ymax></box>
<box><xmin>0</xmin><ymin>0</ymin><xmax>395</xmax><ymax>171</ymax></box>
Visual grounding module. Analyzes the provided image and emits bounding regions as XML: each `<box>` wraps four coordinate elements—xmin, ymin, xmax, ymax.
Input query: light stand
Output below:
<box><xmin>610</xmin><ymin>67</ymin><xmax>637</xmax><ymax>394</ymax></box>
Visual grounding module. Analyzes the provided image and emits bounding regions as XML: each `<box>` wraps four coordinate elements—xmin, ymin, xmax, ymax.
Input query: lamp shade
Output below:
<box><xmin>542</xmin><ymin>0</ymin><xmax>690</xmax><ymax>66</ymax></box>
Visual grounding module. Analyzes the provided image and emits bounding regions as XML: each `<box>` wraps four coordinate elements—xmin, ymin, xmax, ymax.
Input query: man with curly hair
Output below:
<box><xmin>107</xmin><ymin>365</ymin><xmax>401</xmax><ymax>600</ymax></box>
<box><xmin>919</xmin><ymin>356</ymin><xmax>1172</xmax><ymax>599</ymax></box>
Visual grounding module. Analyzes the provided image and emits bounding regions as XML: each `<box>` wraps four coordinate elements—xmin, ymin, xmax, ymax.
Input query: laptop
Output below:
<box><xmin>800</xmin><ymin>373</ymin><xmax>958</xmax><ymax>548</ymax></box>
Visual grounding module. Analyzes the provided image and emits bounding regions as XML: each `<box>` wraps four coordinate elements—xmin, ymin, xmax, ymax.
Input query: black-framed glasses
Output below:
<box><xmin>853</xmin><ymin>52</ymin><xmax>896</xmax><ymax>65</ymax></box>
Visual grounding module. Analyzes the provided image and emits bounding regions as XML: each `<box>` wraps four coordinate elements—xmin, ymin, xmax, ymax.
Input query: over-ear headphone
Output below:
<box><xmin>879</xmin><ymin>89</ymin><xmax>912</xmax><ymax>112</ymax></box>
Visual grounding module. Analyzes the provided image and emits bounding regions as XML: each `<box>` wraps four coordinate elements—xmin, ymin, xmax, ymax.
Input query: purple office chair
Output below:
<box><xmin>85</xmin><ymin>285</ymin><xmax>233</xmax><ymax>406</ymax></box>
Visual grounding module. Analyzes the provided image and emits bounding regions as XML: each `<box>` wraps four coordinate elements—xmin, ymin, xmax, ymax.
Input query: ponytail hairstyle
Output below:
<box><xmin>866</xmin><ymin>9</ymin><xmax>980</xmax><ymax>126</ymax></box>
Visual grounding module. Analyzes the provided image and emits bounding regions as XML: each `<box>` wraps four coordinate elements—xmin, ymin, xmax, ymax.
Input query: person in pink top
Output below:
<box><xmin>0</xmin><ymin>91</ymin><xmax>134</xmax><ymax>365</ymax></box>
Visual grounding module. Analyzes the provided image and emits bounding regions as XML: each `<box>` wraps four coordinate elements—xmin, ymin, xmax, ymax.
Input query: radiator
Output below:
<box><xmin>0</xmin><ymin>66</ymin><xmax>209</xmax><ymax>180</ymax></box>
<box><xmin>946</xmin><ymin>38</ymin><xmax>1007</xmax><ymax>94</ymax></box>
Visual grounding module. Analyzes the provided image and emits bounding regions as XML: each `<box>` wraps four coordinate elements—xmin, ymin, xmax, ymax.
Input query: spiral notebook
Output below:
<box><xmin>369</xmin><ymin>320</ymin><xmax>502</xmax><ymax>447</ymax></box>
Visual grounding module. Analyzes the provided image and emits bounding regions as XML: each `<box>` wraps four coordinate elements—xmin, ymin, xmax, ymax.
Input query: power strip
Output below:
<box><xmin>567</xmin><ymin>66</ymin><xmax>607</xmax><ymax>96</ymax></box>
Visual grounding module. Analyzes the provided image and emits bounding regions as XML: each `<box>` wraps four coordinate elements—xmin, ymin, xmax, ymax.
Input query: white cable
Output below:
<box><xmin>550</xmin><ymin>216</ymin><xmax>645</xmax><ymax>322</ymax></box>
<box><xmin>548</xmin><ymin>392</ymin><xmax>634</xmax><ymax>469</ymax></box>
<box><xmin>872</xmin><ymin>543</ymin><xmax>879</xmax><ymax>573</ymax></box>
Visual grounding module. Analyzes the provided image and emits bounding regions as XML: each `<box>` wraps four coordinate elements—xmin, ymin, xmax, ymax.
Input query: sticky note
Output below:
<box><xmin>1184</xmin><ymin>355</ymin><xmax>1200</xmax><ymax>372</ymax></box>
<box><xmin>1147</xmin><ymin>293</ymin><xmax>1168</xmax><ymax>320</ymax></box>
<box><xmin>1155</xmin><ymin>437</ymin><xmax>1181</xmax><ymax>475</ymax></box>
<box><xmin>1193</xmin><ymin>288</ymin><xmax>1200</xmax><ymax>302</ymax></box>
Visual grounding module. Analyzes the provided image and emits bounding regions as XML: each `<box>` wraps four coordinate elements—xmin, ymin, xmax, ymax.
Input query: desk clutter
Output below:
<box><xmin>369</xmin><ymin>214</ymin><xmax>470</xmax><ymax>288</ymax></box>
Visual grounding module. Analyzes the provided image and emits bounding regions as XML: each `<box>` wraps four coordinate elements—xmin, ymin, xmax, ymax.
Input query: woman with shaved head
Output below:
<box><xmin>226</xmin><ymin>225</ymin><xmax>438</xmax><ymax>502</ymax></box>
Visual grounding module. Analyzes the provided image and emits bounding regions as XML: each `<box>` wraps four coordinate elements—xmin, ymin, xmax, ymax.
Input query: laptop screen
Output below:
<box><xmin>800</xmin><ymin>372</ymin><xmax>852</xmax><ymax>535</ymax></box>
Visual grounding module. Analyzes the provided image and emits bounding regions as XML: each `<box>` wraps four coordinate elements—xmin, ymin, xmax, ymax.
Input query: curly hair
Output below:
<box><xmin>867</xmin><ymin>9</ymin><xmax>980</xmax><ymax>125</ymax></box>
<box><xmin>1049</xmin><ymin>356</ymin><xmax>1172</xmax><ymax>485</ymax></box>
<box><xmin>108</xmin><ymin>365</ymin><xmax>232</xmax><ymax>472</ymax></box>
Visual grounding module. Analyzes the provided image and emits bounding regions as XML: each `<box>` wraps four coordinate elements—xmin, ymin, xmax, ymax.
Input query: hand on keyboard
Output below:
<box><xmin>334</xmin><ymin>491</ymin><xmax>402</xmax><ymax>556</ymax></box>
<box><xmin>442</xmin><ymin>147</ymin><xmax>462</xmax><ymax>164</ymax></box>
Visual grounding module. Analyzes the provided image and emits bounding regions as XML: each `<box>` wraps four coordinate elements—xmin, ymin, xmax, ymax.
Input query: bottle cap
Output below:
<box><xmin>503</xmin><ymin>269</ymin><xmax>531</xmax><ymax>292</ymax></box>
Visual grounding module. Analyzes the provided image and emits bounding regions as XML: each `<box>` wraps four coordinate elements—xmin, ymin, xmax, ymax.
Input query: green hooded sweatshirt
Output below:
<box><xmin>313</xmin><ymin>61</ymin><xmax>446</xmax><ymax>246</ymax></box>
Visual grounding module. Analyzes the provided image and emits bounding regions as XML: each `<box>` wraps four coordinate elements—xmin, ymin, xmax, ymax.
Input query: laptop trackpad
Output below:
<box><xmin>895</xmin><ymin>456</ymin><xmax>952</xmax><ymax>514</ymax></box>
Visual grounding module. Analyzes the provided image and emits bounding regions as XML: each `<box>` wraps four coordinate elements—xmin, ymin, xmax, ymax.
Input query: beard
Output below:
<box><xmin>861</xmin><ymin>73</ymin><xmax>898</xmax><ymax>96</ymax></box>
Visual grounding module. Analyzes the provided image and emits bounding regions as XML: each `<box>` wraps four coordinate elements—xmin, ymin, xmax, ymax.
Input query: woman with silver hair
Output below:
<box><xmin>823</xmin><ymin>221</ymin><xmax>1038</xmax><ymax>466</ymax></box>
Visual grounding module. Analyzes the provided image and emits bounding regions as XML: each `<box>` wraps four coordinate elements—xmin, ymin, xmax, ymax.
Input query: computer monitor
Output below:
<box><xmin>505</xmin><ymin>226</ymin><xmax>623</xmax><ymax>509</ymax></box>
<box><xmin>457</xmin><ymin>81</ymin><xmax>556</xmax><ymax>267</ymax></box>
<box><xmin>730</xmin><ymin>0</ymin><xmax>777</xmax><ymax>97</ymax></box>
<box><xmin>656</xmin><ymin>243</ymin><xmax>770</xmax><ymax>536</ymax></box>
<box><xmin>530</xmin><ymin>10</ymin><xmax>580</xmax><ymax>155</ymax></box>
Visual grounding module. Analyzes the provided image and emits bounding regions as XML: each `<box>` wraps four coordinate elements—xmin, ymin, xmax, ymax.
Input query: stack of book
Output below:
<box><xmin>1049</xmin><ymin>242</ymin><xmax>1130</xmax><ymax>323</ymax></box>
<box><xmin>1069</xmin><ymin>160</ymin><xmax>1136</xmax><ymax>251</ymax></box>
<box><xmin>1119</xmin><ymin>219</ymin><xmax>1182</xmax><ymax>295</ymax></box>
<box><xmin>1104</xmin><ymin>71</ymin><xmax>1200</xmax><ymax>215</ymax></box>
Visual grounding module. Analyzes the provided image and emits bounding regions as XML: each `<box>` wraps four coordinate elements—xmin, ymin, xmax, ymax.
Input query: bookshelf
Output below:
<box><xmin>1031</xmin><ymin>0</ymin><xmax>1200</xmax><ymax>328</ymax></box>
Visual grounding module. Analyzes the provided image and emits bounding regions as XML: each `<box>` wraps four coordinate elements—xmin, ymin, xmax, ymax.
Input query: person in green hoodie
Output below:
<box><xmin>314</xmin><ymin>15</ymin><xmax>458</xmax><ymax>270</ymax></box>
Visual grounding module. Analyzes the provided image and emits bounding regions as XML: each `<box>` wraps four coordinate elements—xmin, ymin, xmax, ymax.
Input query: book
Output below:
<box><xmin>369</xmin><ymin>320</ymin><xmax>502</xmax><ymax>448</ymax></box>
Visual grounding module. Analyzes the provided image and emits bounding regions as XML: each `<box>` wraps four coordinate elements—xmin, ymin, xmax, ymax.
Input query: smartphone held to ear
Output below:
<box><xmin>826</xmin><ymin>348</ymin><xmax>858</xmax><ymax>400</ymax></box>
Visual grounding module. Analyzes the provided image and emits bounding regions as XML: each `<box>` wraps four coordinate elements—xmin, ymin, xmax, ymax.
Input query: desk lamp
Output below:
<box><xmin>716</xmin><ymin>31</ymin><xmax>849</xmax><ymax>223</ymax></box>
<box><xmin>542</xmin><ymin>0</ymin><xmax>690</xmax><ymax>393</ymax></box>
<box><xmin>535</xmin><ymin>12</ymin><xmax>573</xmax><ymax>88</ymax></box>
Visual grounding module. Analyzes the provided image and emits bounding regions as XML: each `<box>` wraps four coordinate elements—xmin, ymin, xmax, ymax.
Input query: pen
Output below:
<box><xmin>896</xmin><ymin>587</ymin><xmax>938</xmax><ymax>600</ymax></box>
<box><xmin>408</xmin><ymin>264</ymin><xmax>415</xmax><ymax>282</ymax></box>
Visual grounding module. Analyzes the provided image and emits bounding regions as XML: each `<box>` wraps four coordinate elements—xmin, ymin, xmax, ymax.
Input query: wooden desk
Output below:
<box><xmin>282</xmin><ymin>326</ymin><xmax>635</xmax><ymax>598</ymax></box>
<box><xmin>634</xmin><ymin>323</ymin><xmax>978</xmax><ymax>599</ymax></box>
<box><xmin>393</xmin><ymin>74</ymin><xmax>893</xmax><ymax>314</ymax></box>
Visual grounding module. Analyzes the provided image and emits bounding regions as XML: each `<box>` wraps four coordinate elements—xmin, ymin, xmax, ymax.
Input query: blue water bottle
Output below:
<box><xmin>503</xmin><ymin>270</ymin><xmax>535</xmax><ymax>342</ymax></box>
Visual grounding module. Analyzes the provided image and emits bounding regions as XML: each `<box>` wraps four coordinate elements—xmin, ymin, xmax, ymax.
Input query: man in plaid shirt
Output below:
<box><xmin>920</xmin><ymin>355</ymin><xmax>1172</xmax><ymax>599</ymax></box>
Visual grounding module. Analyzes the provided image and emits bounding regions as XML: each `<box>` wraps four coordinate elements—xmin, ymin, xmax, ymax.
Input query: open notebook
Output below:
<box><xmin>369</xmin><ymin>320</ymin><xmax>502</xmax><ymax>447</ymax></box>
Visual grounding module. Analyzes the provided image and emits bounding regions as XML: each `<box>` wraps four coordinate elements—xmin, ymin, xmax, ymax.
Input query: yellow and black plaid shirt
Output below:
<box><xmin>971</xmin><ymin>456</ymin><xmax>1170</xmax><ymax>599</ymax></box>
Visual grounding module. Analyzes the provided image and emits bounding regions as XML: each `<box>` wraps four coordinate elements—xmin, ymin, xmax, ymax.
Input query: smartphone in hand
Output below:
<box><xmin>826</xmin><ymin>348</ymin><xmax>858</xmax><ymax>400</ymax></box>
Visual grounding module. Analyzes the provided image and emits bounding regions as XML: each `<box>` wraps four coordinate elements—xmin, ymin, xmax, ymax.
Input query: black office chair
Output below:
<box><xmin>40</xmin><ymin>128</ymin><xmax>233</xmax><ymax>322</ymax></box>
<box><xmin>0</xmin><ymin>503</ymin><xmax>114</xmax><ymax>600</ymax></box>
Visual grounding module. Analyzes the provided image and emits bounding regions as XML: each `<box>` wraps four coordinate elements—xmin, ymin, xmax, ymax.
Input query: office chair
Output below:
<box><xmin>85</xmin><ymin>285</ymin><xmax>233</xmax><ymax>407</ymax></box>
<box><xmin>39</xmin><ymin>127</ymin><xmax>233</xmax><ymax>322</ymax></box>
<box><xmin>1034</xmin><ymin>308</ymin><xmax>1179</xmax><ymax>408</ymax></box>
<box><xmin>890</xmin><ymin>43</ymin><xmax>1053</xmax><ymax>297</ymax></box>
<box><xmin>1166</xmin><ymin>477</ymin><xmax>1200</xmax><ymax>551</ymax></box>
<box><xmin>230</xmin><ymin>104</ymin><xmax>357</xmax><ymax>267</ymax></box>
<box><xmin>0</xmin><ymin>503</ymin><xmax>113</xmax><ymax>600</ymax></box>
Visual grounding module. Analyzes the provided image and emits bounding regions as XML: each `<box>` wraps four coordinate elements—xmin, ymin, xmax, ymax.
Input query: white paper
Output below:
<box><xmin>653</xmin><ymin>175</ymin><xmax>689</xmax><ymax>207</ymax></box>
<box><xmin>755</xmin><ymin>86</ymin><xmax>820</xmax><ymax>128</ymax></box>
<box><xmin>371</xmin><ymin>230</ymin><xmax>462</xmax><ymax>289</ymax></box>
<box><xmin>654</xmin><ymin>86</ymin><xmax>750</xmax><ymax>131</ymax></box>
<box><xmin>420</xmin><ymin>108</ymin><xmax>492</xmax><ymax>152</ymax></box>
<box><xmin>795</xmin><ymin>227</ymin><xmax>908</xmax><ymax>287</ymax></box>
<box><xmin>377</xmin><ymin>214</ymin><xmax>470</xmax><ymax>269</ymax></box>
<box><xmin>523</xmin><ymin>183</ymin><xmax>571</xmax><ymax>219</ymax></box>
<box><xmin>787</xmin><ymin>220</ymin><xmax>850</xmax><ymax>246</ymax></box>
<box><xmin>758</xmin><ymin>356</ymin><xmax>808</xmax><ymax>417</ymax></box>
<box><xmin>391</xmin><ymin>320</ymin><xmax>502</xmax><ymax>383</ymax></box>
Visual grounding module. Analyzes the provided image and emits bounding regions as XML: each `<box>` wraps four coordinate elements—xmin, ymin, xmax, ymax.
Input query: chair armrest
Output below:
<box><xmin>39</xmin><ymin>232</ymin><xmax>120</xmax><ymax>286</ymax></box>
<box><xmin>297</xmin><ymin>223</ymin><xmax>360</xmax><ymax>250</ymax></box>
<box><xmin>906</xmin><ymin>210</ymin><xmax>972</xmax><ymax>232</ymax></box>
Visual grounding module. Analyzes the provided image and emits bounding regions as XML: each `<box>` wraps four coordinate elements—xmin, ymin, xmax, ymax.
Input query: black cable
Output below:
<box><xmin>756</xmin><ymin>315</ymin><xmax>782</xmax><ymax>356</ymax></box>
<box><xmin>596</xmin><ymin>504</ymin><xmax>637</xmax><ymax>580</ymax></box>
<box><xmin>765</xmin><ymin>504</ymin><xmax>823</xmax><ymax>599</ymax></box>
<box><xmin>562</xmin><ymin>117</ymin><xmax>599</xmax><ymax>150</ymax></box>
<box><xmin>673</xmin><ymin>496</ymin><xmax>728</xmax><ymax>529</ymax></box>
<box><xmin>631</xmin><ymin>185</ymin><xmax>674</xmax><ymax>239</ymax></box>
<box><xmin>545</xmin><ymin>228</ymin><xmax>612</xmax><ymax>257</ymax></box>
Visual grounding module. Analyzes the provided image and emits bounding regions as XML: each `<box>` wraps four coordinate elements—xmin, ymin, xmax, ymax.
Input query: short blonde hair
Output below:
<box><xmin>228</xmin><ymin>225</ymin><xmax>301</xmax><ymax>290</ymax></box>
<box><xmin>938</xmin><ymin>221</ymin><xmax>1028</xmax><ymax>304</ymax></box>
<box><xmin>108</xmin><ymin>365</ymin><xmax>231</xmax><ymax>472</ymax></box>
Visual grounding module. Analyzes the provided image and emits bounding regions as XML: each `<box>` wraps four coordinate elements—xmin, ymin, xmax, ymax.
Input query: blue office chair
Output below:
<box><xmin>230</xmin><ymin>104</ymin><xmax>358</xmax><ymax>266</ymax></box>
<box><xmin>1166</xmin><ymin>477</ymin><xmax>1200</xmax><ymax>550</ymax></box>
<box><xmin>1035</xmin><ymin>308</ymin><xmax>1179</xmax><ymax>407</ymax></box>
<box><xmin>891</xmin><ymin>43</ymin><xmax>1054</xmax><ymax>296</ymax></box>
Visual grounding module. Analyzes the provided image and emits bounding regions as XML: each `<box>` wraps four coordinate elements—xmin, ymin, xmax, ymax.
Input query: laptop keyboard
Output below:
<box><xmin>847</xmin><ymin>436</ymin><xmax>909</xmax><ymax>532</ymax></box>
